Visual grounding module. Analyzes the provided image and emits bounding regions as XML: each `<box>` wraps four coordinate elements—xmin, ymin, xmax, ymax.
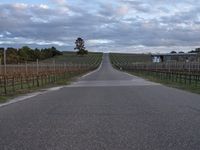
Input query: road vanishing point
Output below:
<box><xmin>1</xmin><ymin>54</ymin><xmax>200</xmax><ymax>150</ymax></box>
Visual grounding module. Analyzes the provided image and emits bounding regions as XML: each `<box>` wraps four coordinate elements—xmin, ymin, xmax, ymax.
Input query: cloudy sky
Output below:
<box><xmin>0</xmin><ymin>0</ymin><xmax>200</xmax><ymax>53</ymax></box>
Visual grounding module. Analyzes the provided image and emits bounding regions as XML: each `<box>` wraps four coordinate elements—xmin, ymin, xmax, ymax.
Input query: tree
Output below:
<box><xmin>6</xmin><ymin>47</ymin><xmax>19</xmax><ymax>63</ymax></box>
<box><xmin>34</xmin><ymin>48</ymin><xmax>41</xmax><ymax>60</ymax></box>
<box><xmin>51</xmin><ymin>47</ymin><xmax>62</xmax><ymax>56</ymax></box>
<box><xmin>0</xmin><ymin>48</ymin><xmax>4</xmax><ymax>64</ymax></box>
<box><xmin>195</xmin><ymin>48</ymin><xmax>200</xmax><ymax>53</ymax></box>
<box><xmin>74</xmin><ymin>37</ymin><xmax>88</xmax><ymax>55</ymax></box>
<box><xmin>188</xmin><ymin>48</ymin><xmax>200</xmax><ymax>53</ymax></box>
<box><xmin>18</xmin><ymin>46</ymin><xmax>32</xmax><ymax>62</ymax></box>
<box><xmin>188</xmin><ymin>50</ymin><xmax>196</xmax><ymax>53</ymax></box>
<box><xmin>170</xmin><ymin>51</ymin><xmax>177</xmax><ymax>54</ymax></box>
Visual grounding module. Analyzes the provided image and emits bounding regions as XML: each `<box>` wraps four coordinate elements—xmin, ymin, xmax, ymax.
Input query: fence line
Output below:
<box><xmin>116</xmin><ymin>61</ymin><xmax>200</xmax><ymax>73</ymax></box>
<box><xmin>114</xmin><ymin>61</ymin><xmax>200</xmax><ymax>87</ymax></box>
<box><xmin>0</xmin><ymin>62</ymin><xmax>99</xmax><ymax>95</ymax></box>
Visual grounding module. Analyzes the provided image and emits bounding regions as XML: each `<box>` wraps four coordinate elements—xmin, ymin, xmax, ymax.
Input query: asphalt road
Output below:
<box><xmin>1</xmin><ymin>54</ymin><xmax>200</xmax><ymax>150</ymax></box>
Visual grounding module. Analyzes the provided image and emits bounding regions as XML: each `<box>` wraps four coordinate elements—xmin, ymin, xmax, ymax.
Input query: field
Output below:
<box><xmin>110</xmin><ymin>53</ymin><xmax>152</xmax><ymax>65</ymax></box>
<box><xmin>0</xmin><ymin>52</ymin><xmax>102</xmax><ymax>101</ymax></box>
<box><xmin>43</xmin><ymin>51</ymin><xmax>102</xmax><ymax>64</ymax></box>
<box><xmin>110</xmin><ymin>53</ymin><xmax>200</xmax><ymax>94</ymax></box>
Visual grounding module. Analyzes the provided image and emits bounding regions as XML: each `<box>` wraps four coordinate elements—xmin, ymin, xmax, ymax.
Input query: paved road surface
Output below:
<box><xmin>1</xmin><ymin>54</ymin><xmax>200</xmax><ymax>150</ymax></box>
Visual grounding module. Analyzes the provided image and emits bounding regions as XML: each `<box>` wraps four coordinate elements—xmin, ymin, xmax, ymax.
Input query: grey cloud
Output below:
<box><xmin>0</xmin><ymin>1</ymin><xmax>200</xmax><ymax>53</ymax></box>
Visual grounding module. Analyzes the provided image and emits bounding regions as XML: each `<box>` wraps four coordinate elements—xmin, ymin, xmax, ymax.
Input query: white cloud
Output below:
<box><xmin>13</xmin><ymin>3</ymin><xmax>28</xmax><ymax>9</ymax></box>
<box><xmin>37</xmin><ymin>41</ymin><xmax>65</xmax><ymax>46</ymax></box>
<box><xmin>117</xmin><ymin>5</ymin><xmax>129</xmax><ymax>16</ymax></box>
<box><xmin>0</xmin><ymin>1</ymin><xmax>200</xmax><ymax>53</ymax></box>
<box><xmin>49</xmin><ymin>0</ymin><xmax>67</xmax><ymax>5</ymax></box>
<box><xmin>88</xmin><ymin>39</ymin><xmax>114</xmax><ymax>45</ymax></box>
<box><xmin>5</xmin><ymin>31</ymin><xmax>11</xmax><ymax>35</ymax></box>
<box><xmin>39</xmin><ymin>4</ymin><xmax>49</xmax><ymax>9</ymax></box>
<box><xmin>30</xmin><ymin>17</ymin><xmax>49</xmax><ymax>23</ymax></box>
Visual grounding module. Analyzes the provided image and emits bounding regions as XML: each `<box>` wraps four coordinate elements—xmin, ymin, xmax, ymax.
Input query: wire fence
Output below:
<box><xmin>119</xmin><ymin>62</ymin><xmax>200</xmax><ymax>73</ymax></box>
<box><xmin>113</xmin><ymin>61</ymin><xmax>200</xmax><ymax>87</ymax></box>
<box><xmin>0</xmin><ymin>61</ymin><xmax>99</xmax><ymax>95</ymax></box>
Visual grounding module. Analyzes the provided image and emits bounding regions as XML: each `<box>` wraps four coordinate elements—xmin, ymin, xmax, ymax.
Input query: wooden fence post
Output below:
<box><xmin>20</xmin><ymin>75</ymin><xmax>23</xmax><ymax>89</ymax></box>
<box><xmin>37</xmin><ymin>59</ymin><xmax>39</xmax><ymax>75</ymax></box>
<box><xmin>4</xmin><ymin>76</ymin><xmax>7</xmax><ymax>95</ymax></box>
<box><xmin>37</xmin><ymin>75</ymin><xmax>39</xmax><ymax>87</ymax></box>
<box><xmin>12</xmin><ymin>76</ymin><xmax>15</xmax><ymax>92</ymax></box>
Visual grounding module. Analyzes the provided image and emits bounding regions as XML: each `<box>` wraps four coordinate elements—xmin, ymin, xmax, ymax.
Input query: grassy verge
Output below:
<box><xmin>129</xmin><ymin>71</ymin><xmax>200</xmax><ymax>94</ymax></box>
<box><xmin>0</xmin><ymin>96</ymin><xmax>10</xmax><ymax>103</ymax></box>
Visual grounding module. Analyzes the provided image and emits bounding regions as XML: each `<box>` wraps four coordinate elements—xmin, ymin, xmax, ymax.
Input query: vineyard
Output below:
<box><xmin>110</xmin><ymin>53</ymin><xmax>152</xmax><ymax>64</ymax></box>
<box><xmin>0</xmin><ymin>52</ymin><xmax>102</xmax><ymax>97</ymax></box>
<box><xmin>110</xmin><ymin>53</ymin><xmax>200</xmax><ymax>93</ymax></box>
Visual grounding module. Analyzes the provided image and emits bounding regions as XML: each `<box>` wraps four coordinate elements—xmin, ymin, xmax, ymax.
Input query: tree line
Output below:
<box><xmin>0</xmin><ymin>46</ymin><xmax>62</xmax><ymax>64</ymax></box>
<box><xmin>170</xmin><ymin>48</ymin><xmax>200</xmax><ymax>54</ymax></box>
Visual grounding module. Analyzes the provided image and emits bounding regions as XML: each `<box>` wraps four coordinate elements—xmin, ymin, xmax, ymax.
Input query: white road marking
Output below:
<box><xmin>0</xmin><ymin>86</ymin><xmax>66</xmax><ymax>108</ymax></box>
<box><xmin>69</xmin><ymin>79</ymin><xmax>160</xmax><ymax>87</ymax></box>
<box><xmin>80</xmin><ymin>58</ymin><xmax>103</xmax><ymax>79</ymax></box>
<box><xmin>123</xmin><ymin>72</ymin><xmax>136</xmax><ymax>78</ymax></box>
